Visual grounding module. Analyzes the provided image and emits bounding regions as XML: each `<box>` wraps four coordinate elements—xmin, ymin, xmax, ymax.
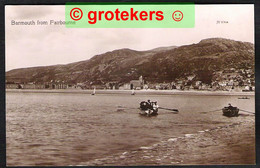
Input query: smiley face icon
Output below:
<box><xmin>172</xmin><ymin>10</ymin><xmax>183</xmax><ymax>22</ymax></box>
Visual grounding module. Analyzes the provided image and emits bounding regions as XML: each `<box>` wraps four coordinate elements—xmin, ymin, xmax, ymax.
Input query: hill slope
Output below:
<box><xmin>6</xmin><ymin>38</ymin><xmax>254</xmax><ymax>85</ymax></box>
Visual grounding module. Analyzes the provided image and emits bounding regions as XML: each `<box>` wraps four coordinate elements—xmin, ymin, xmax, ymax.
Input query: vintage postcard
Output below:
<box><xmin>5</xmin><ymin>4</ymin><xmax>255</xmax><ymax>166</ymax></box>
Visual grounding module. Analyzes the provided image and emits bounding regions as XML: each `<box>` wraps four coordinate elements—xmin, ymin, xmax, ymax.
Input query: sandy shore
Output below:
<box><xmin>6</xmin><ymin>89</ymin><xmax>255</xmax><ymax>96</ymax></box>
<box><xmin>81</xmin><ymin>115</ymin><xmax>255</xmax><ymax>166</ymax></box>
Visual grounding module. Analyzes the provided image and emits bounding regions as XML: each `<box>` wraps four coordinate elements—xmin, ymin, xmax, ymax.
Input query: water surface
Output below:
<box><xmin>6</xmin><ymin>91</ymin><xmax>255</xmax><ymax>166</ymax></box>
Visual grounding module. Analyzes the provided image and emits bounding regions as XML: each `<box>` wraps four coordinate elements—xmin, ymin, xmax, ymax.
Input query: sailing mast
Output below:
<box><xmin>91</xmin><ymin>87</ymin><xmax>96</xmax><ymax>95</ymax></box>
<box><xmin>131</xmin><ymin>89</ymin><xmax>135</xmax><ymax>95</ymax></box>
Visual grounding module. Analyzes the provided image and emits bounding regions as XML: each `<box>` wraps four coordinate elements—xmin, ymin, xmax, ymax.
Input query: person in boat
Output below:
<box><xmin>146</xmin><ymin>100</ymin><xmax>154</xmax><ymax>115</ymax></box>
<box><xmin>147</xmin><ymin>99</ymin><xmax>151</xmax><ymax>104</ymax></box>
<box><xmin>147</xmin><ymin>100</ymin><xmax>153</xmax><ymax>109</ymax></box>
<box><xmin>153</xmin><ymin>101</ymin><xmax>159</xmax><ymax>113</ymax></box>
<box><xmin>228</xmin><ymin>103</ymin><xmax>233</xmax><ymax>110</ymax></box>
<box><xmin>153</xmin><ymin>101</ymin><xmax>159</xmax><ymax>109</ymax></box>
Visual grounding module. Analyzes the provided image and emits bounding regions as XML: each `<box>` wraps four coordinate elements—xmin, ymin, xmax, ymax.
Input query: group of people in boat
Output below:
<box><xmin>147</xmin><ymin>100</ymin><xmax>159</xmax><ymax>110</ymax></box>
<box><xmin>139</xmin><ymin>100</ymin><xmax>159</xmax><ymax>115</ymax></box>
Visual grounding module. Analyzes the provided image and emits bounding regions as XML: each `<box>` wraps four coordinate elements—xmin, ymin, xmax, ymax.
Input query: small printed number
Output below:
<box><xmin>216</xmin><ymin>20</ymin><xmax>228</xmax><ymax>24</ymax></box>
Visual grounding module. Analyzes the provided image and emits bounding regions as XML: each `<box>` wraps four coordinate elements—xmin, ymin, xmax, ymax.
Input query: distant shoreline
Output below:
<box><xmin>6</xmin><ymin>89</ymin><xmax>255</xmax><ymax>96</ymax></box>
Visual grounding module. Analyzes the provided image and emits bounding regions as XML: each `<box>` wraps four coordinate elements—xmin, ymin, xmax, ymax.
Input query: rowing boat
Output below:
<box><xmin>139</xmin><ymin>101</ymin><xmax>158</xmax><ymax>116</ymax></box>
<box><xmin>222</xmin><ymin>106</ymin><xmax>239</xmax><ymax>117</ymax></box>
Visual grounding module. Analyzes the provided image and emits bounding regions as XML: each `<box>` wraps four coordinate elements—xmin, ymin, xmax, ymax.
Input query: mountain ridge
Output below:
<box><xmin>6</xmin><ymin>38</ymin><xmax>254</xmax><ymax>85</ymax></box>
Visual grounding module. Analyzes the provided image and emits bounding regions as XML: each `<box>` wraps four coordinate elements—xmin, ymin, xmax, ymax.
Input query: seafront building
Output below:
<box><xmin>6</xmin><ymin>68</ymin><xmax>255</xmax><ymax>92</ymax></box>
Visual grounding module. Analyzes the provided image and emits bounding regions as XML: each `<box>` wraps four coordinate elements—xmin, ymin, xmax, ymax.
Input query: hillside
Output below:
<box><xmin>6</xmin><ymin>38</ymin><xmax>254</xmax><ymax>85</ymax></box>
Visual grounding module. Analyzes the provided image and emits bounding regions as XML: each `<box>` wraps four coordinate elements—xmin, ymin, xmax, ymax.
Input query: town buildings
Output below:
<box><xmin>6</xmin><ymin>68</ymin><xmax>254</xmax><ymax>92</ymax></box>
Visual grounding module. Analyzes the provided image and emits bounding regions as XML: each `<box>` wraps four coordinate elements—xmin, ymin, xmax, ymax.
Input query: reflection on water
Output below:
<box><xmin>6</xmin><ymin>91</ymin><xmax>255</xmax><ymax>166</ymax></box>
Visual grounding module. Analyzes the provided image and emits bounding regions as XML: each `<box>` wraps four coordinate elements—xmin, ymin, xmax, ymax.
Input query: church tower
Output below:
<box><xmin>139</xmin><ymin>75</ymin><xmax>144</xmax><ymax>86</ymax></box>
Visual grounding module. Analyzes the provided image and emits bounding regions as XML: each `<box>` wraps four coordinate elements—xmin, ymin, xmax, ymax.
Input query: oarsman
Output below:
<box><xmin>147</xmin><ymin>100</ymin><xmax>153</xmax><ymax>109</ymax></box>
<box><xmin>228</xmin><ymin>103</ymin><xmax>233</xmax><ymax>110</ymax></box>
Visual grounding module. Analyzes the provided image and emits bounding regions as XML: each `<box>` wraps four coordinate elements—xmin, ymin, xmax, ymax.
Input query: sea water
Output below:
<box><xmin>6</xmin><ymin>91</ymin><xmax>255</xmax><ymax>166</ymax></box>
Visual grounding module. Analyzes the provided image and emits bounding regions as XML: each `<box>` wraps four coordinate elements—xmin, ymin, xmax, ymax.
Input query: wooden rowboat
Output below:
<box><xmin>222</xmin><ymin>106</ymin><xmax>239</xmax><ymax>117</ymax></box>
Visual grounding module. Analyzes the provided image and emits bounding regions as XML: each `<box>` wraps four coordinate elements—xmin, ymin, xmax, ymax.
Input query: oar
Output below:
<box><xmin>159</xmin><ymin>107</ymin><xmax>179</xmax><ymax>112</ymax></box>
<box><xmin>117</xmin><ymin>106</ymin><xmax>139</xmax><ymax>110</ymax></box>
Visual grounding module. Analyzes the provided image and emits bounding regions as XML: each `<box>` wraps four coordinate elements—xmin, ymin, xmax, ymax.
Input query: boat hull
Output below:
<box><xmin>139</xmin><ymin>101</ymin><xmax>158</xmax><ymax>116</ymax></box>
<box><xmin>222</xmin><ymin>107</ymin><xmax>239</xmax><ymax>117</ymax></box>
<box><xmin>139</xmin><ymin>109</ymin><xmax>158</xmax><ymax>116</ymax></box>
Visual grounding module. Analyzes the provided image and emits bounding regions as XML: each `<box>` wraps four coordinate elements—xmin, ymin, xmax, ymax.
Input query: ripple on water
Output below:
<box><xmin>6</xmin><ymin>92</ymin><xmax>255</xmax><ymax>166</ymax></box>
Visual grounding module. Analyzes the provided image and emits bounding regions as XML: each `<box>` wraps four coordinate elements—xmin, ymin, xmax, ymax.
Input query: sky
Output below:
<box><xmin>5</xmin><ymin>5</ymin><xmax>254</xmax><ymax>71</ymax></box>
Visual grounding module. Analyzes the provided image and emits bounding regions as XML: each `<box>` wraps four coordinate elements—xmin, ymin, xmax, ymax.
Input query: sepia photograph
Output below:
<box><xmin>5</xmin><ymin>4</ymin><xmax>255</xmax><ymax>166</ymax></box>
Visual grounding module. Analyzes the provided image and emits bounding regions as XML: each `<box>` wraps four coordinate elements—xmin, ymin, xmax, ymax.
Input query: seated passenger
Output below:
<box><xmin>228</xmin><ymin>103</ymin><xmax>233</xmax><ymax>110</ymax></box>
<box><xmin>153</xmin><ymin>102</ymin><xmax>159</xmax><ymax>109</ymax></box>
<box><xmin>147</xmin><ymin>100</ymin><xmax>153</xmax><ymax>109</ymax></box>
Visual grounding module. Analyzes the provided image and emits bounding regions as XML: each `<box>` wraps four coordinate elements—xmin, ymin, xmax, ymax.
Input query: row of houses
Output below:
<box><xmin>6</xmin><ymin>83</ymin><xmax>80</xmax><ymax>90</ymax></box>
<box><xmin>6</xmin><ymin>68</ymin><xmax>255</xmax><ymax>92</ymax></box>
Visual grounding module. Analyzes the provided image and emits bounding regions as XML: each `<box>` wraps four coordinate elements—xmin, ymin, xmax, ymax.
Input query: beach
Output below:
<box><xmin>82</xmin><ymin>114</ymin><xmax>255</xmax><ymax>166</ymax></box>
<box><xmin>6</xmin><ymin>89</ymin><xmax>255</xmax><ymax>96</ymax></box>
